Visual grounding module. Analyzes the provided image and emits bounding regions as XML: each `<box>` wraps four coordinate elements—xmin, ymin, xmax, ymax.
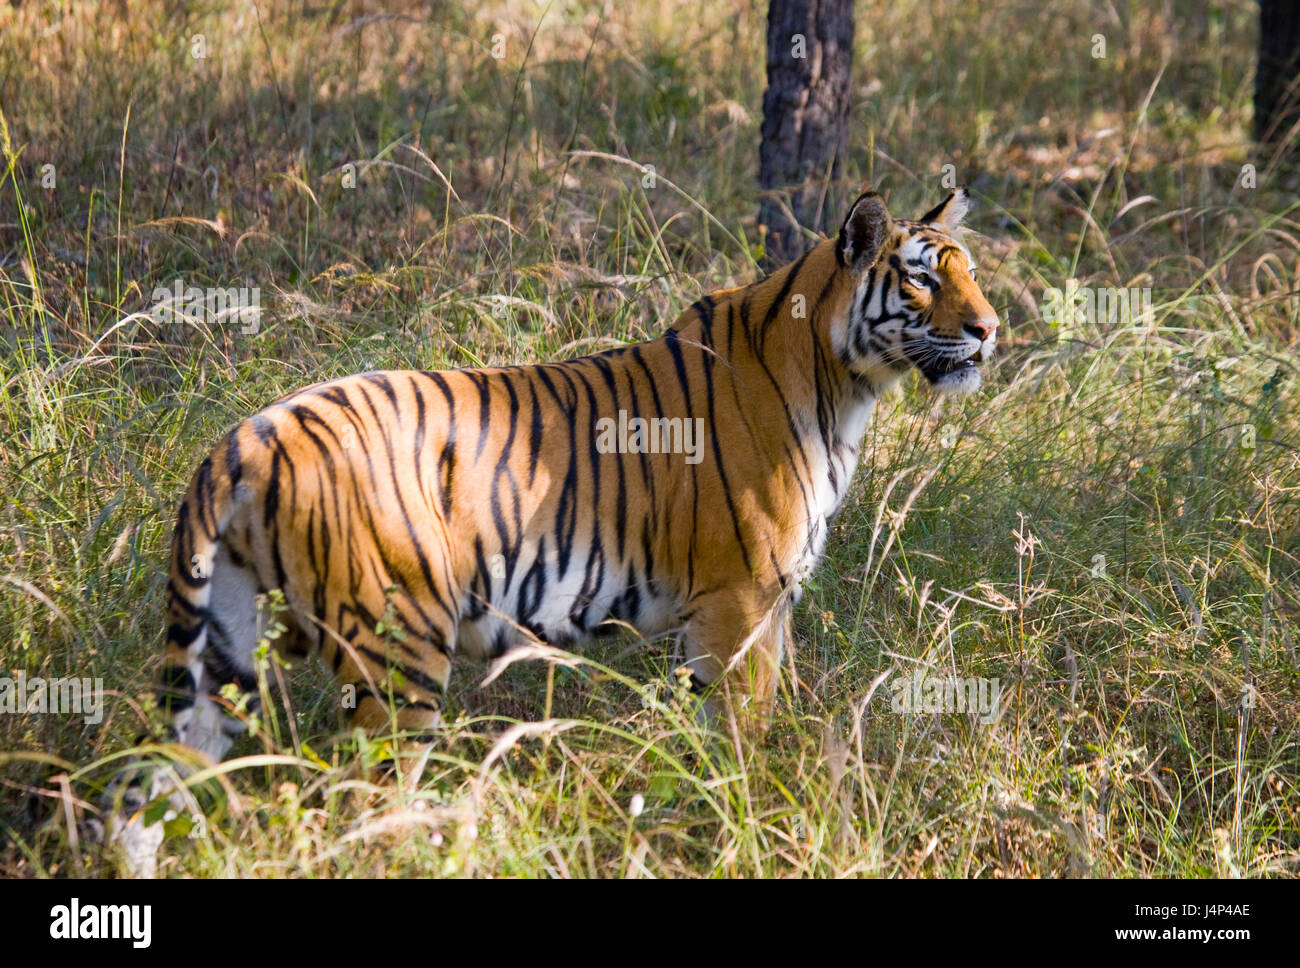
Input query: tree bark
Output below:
<box><xmin>758</xmin><ymin>0</ymin><xmax>854</xmax><ymax>268</ymax></box>
<box><xmin>1256</xmin><ymin>0</ymin><xmax>1300</xmax><ymax>155</ymax></box>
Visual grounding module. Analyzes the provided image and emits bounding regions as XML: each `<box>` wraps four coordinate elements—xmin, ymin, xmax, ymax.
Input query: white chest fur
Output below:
<box><xmin>787</xmin><ymin>390</ymin><xmax>880</xmax><ymax>595</ymax></box>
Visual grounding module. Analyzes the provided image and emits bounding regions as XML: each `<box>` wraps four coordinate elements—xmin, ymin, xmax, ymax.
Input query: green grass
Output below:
<box><xmin>1</xmin><ymin>0</ymin><xmax>1297</xmax><ymax>877</ymax></box>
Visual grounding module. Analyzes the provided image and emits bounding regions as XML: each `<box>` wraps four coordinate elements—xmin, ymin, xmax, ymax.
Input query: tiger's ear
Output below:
<box><xmin>919</xmin><ymin>187</ymin><xmax>971</xmax><ymax>232</ymax></box>
<box><xmin>837</xmin><ymin>191</ymin><xmax>892</xmax><ymax>273</ymax></box>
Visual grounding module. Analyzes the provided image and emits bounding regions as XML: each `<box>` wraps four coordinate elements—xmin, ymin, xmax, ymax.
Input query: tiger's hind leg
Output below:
<box><xmin>324</xmin><ymin>585</ymin><xmax>457</xmax><ymax>789</ymax></box>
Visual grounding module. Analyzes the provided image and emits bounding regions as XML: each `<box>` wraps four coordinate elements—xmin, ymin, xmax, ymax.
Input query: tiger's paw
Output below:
<box><xmin>99</xmin><ymin>764</ymin><xmax>176</xmax><ymax>878</ymax></box>
<box><xmin>105</xmin><ymin>808</ymin><xmax>166</xmax><ymax>879</ymax></box>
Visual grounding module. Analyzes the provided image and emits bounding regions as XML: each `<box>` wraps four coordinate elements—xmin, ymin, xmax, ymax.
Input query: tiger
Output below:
<box><xmin>106</xmin><ymin>187</ymin><xmax>998</xmax><ymax>869</ymax></box>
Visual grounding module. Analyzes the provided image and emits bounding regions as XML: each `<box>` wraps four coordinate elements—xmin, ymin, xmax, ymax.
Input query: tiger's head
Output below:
<box><xmin>834</xmin><ymin>187</ymin><xmax>999</xmax><ymax>395</ymax></box>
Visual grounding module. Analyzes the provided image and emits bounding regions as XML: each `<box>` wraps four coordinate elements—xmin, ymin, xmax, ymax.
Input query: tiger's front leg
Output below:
<box><xmin>681</xmin><ymin>587</ymin><xmax>792</xmax><ymax>737</ymax></box>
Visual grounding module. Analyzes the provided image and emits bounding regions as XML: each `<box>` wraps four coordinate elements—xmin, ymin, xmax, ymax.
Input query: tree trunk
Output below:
<box><xmin>758</xmin><ymin>0</ymin><xmax>854</xmax><ymax>268</ymax></box>
<box><xmin>1256</xmin><ymin>0</ymin><xmax>1300</xmax><ymax>155</ymax></box>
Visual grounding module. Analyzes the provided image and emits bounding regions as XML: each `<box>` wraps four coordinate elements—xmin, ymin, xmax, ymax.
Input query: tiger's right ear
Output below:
<box><xmin>837</xmin><ymin>191</ymin><xmax>892</xmax><ymax>274</ymax></box>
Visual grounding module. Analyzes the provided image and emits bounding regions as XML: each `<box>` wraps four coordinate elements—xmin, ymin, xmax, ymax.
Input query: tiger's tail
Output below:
<box><xmin>101</xmin><ymin>428</ymin><xmax>262</xmax><ymax>871</ymax></box>
<box><xmin>156</xmin><ymin>425</ymin><xmax>265</xmax><ymax>761</ymax></box>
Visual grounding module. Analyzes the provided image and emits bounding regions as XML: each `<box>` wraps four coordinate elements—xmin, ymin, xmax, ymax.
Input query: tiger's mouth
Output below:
<box><xmin>921</xmin><ymin>355</ymin><xmax>978</xmax><ymax>380</ymax></box>
<box><xmin>919</xmin><ymin>353</ymin><xmax>983</xmax><ymax>394</ymax></box>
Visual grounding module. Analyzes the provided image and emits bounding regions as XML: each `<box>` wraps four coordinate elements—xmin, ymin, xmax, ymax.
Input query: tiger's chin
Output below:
<box><xmin>921</xmin><ymin>357</ymin><xmax>983</xmax><ymax>396</ymax></box>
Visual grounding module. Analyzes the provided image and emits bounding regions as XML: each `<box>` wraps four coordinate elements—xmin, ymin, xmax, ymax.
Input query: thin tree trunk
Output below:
<box><xmin>1256</xmin><ymin>0</ymin><xmax>1300</xmax><ymax>156</ymax></box>
<box><xmin>758</xmin><ymin>0</ymin><xmax>854</xmax><ymax>268</ymax></box>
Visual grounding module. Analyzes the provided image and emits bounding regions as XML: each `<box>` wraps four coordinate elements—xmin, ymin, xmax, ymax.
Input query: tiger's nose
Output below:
<box><xmin>963</xmin><ymin>317</ymin><xmax>998</xmax><ymax>342</ymax></box>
